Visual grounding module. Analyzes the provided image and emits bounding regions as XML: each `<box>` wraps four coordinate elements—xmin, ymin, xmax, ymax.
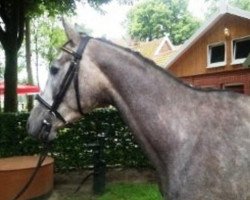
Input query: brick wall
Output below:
<box><xmin>180</xmin><ymin>68</ymin><xmax>250</xmax><ymax>95</ymax></box>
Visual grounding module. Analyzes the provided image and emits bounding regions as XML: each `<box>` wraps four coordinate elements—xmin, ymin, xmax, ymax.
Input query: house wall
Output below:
<box><xmin>179</xmin><ymin>68</ymin><xmax>250</xmax><ymax>95</ymax></box>
<box><xmin>168</xmin><ymin>14</ymin><xmax>250</xmax><ymax>77</ymax></box>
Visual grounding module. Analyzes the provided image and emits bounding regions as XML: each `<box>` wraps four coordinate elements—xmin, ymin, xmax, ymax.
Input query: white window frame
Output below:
<box><xmin>207</xmin><ymin>42</ymin><xmax>226</xmax><ymax>68</ymax></box>
<box><xmin>231</xmin><ymin>36</ymin><xmax>250</xmax><ymax>65</ymax></box>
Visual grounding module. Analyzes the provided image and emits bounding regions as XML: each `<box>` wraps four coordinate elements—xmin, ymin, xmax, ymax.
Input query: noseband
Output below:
<box><xmin>36</xmin><ymin>36</ymin><xmax>91</xmax><ymax>138</ymax></box>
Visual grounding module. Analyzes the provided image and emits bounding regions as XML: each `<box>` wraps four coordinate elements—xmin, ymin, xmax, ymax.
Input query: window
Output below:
<box><xmin>224</xmin><ymin>84</ymin><xmax>244</xmax><ymax>94</ymax></box>
<box><xmin>207</xmin><ymin>42</ymin><xmax>226</xmax><ymax>68</ymax></box>
<box><xmin>232</xmin><ymin>37</ymin><xmax>250</xmax><ymax>64</ymax></box>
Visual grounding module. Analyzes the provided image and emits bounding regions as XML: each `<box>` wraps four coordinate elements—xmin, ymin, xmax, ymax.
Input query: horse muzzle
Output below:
<box><xmin>27</xmin><ymin>115</ymin><xmax>56</xmax><ymax>142</ymax></box>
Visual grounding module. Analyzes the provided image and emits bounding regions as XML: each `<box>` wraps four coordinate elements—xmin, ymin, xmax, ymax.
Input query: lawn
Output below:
<box><xmin>60</xmin><ymin>183</ymin><xmax>162</xmax><ymax>200</ymax></box>
<box><xmin>98</xmin><ymin>183</ymin><xmax>162</xmax><ymax>200</ymax></box>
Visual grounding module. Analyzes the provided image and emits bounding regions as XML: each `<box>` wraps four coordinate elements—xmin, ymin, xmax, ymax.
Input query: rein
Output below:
<box><xmin>12</xmin><ymin>36</ymin><xmax>91</xmax><ymax>200</ymax></box>
<box><xmin>12</xmin><ymin>143</ymin><xmax>50</xmax><ymax>200</ymax></box>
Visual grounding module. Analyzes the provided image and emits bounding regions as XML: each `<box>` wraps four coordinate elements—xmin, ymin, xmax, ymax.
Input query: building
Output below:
<box><xmin>131</xmin><ymin>36</ymin><xmax>180</xmax><ymax>67</ymax></box>
<box><xmin>166</xmin><ymin>4</ymin><xmax>250</xmax><ymax>94</ymax></box>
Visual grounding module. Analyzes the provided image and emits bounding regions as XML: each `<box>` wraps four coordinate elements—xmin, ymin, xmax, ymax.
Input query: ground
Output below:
<box><xmin>47</xmin><ymin>168</ymin><xmax>158</xmax><ymax>200</ymax></box>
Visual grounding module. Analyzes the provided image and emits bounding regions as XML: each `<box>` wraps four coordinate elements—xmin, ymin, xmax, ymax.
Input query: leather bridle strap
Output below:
<box><xmin>36</xmin><ymin>36</ymin><xmax>91</xmax><ymax>124</ymax></box>
<box><xmin>36</xmin><ymin>94</ymin><xmax>66</xmax><ymax>123</ymax></box>
<box><xmin>73</xmin><ymin>37</ymin><xmax>91</xmax><ymax>115</ymax></box>
<box><xmin>13</xmin><ymin>37</ymin><xmax>91</xmax><ymax>200</ymax></box>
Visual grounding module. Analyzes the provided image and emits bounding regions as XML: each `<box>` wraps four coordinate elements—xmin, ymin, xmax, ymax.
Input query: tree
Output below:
<box><xmin>25</xmin><ymin>17</ymin><xmax>34</xmax><ymax>111</ymax></box>
<box><xmin>0</xmin><ymin>67</ymin><xmax>3</xmax><ymax>79</ymax></box>
<box><xmin>126</xmin><ymin>0</ymin><xmax>200</xmax><ymax>44</ymax></box>
<box><xmin>30</xmin><ymin>15</ymin><xmax>93</xmax><ymax>91</ymax></box>
<box><xmin>0</xmin><ymin>46</ymin><xmax>3</xmax><ymax>79</ymax></box>
<box><xmin>33</xmin><ymin>16</ymin><xmax>67</xmax><ymax>65</ymax></box>
<box><xmin>231</xmin><ymin>0</ymin><xmax>250</xmax><ymax>10</ymax></box>
<box><xmin>0</xmin><ymin>0</ymin><xmax>111</xmax><ymax>112</ymax></box>
<box><xmin>31</xmin><ymin>15</ymin><xmax>67</xmax><ymax>87</ymax></box>
<box><xmin>205</xmin><ymin>0</ymin><xmax>250</xmax><ymax>18</ymax></box>
<box><xmin>127</xmin><ymin>0</ymin><xmax>171</xmax><ymax>41</ymax></box>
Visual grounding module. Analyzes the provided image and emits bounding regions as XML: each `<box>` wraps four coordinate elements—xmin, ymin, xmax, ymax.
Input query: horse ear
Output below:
<box><xmin>62</xmin><ymin>18</ymin><xmax>80</xmax><ymax>44</ymax></box>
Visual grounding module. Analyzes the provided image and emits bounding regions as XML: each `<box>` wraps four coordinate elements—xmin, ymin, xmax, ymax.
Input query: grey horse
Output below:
<box><xmin>27</xmin><ymin>22</ymin><xmax>250</xmax><ymax>200</ymax></box>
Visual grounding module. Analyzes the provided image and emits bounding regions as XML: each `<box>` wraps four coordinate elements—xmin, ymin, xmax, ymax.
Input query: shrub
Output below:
<box><xmin>0</xmin><ymin>109</ymin><xmax>151</xmax><ymax>171</ymax></box>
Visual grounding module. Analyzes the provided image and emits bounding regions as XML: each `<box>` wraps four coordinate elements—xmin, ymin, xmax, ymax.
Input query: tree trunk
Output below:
<box><xmin>34</xmin><ymin>29</ymin><xmax>40</xmax><ymax>88</ymax></box>
<box><xmin>4</xmin><ymin>48</ymin><xmax>18</xmax><ymax>112</ymax></box>
<box><xmin>25</xmin><ymin>17</ymin><xmax>34</xmax><ymax>111</ymax></box>
<box><xmin>0</xmin><ymin>0</ymin><xmax>25</xmax><ymax>113</ymax></box>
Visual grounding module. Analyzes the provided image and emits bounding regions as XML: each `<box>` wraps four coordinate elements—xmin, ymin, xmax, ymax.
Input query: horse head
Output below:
<box><xmin>27</xmin><ymin>21</ymin><xmax>110</xmax><ymax>141</ymax></box>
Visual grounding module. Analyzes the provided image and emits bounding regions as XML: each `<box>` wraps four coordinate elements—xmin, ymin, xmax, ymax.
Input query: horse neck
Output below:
<box><xmin>90</xmin><ymin>39</ymin><xmax>194</xmax><ymax>170</ymax></box>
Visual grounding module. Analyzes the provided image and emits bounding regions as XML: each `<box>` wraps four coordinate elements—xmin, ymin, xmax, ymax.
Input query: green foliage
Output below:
<box><xmin>0</xmin><ymin>67</ymin><xmax>3</xmax><ymax>79</ymax></box>
<box><xmin>0</xmin><ymin>0</ymin><xmax>113</xmax><ymax>112</ymax></box>
<box><xmin>161</xmin><ymin>0</ymin><xmax>201</xmax><ymax>44</ymax></box>
<box><xmin>126</xmin><ymin>0</ymin><xmax>201</xmax><ymax>45</ymax></box>
<box><xmin>205</xmin><ymin>0</ymin><xmax>250</xmax><ymax>18</ymax></box>
<box><xmin>0</xmin><ymin>109</ymin><xmax>151</xmax><ymax>171</ymax></box>
<box><xmin>0</xmin><ymin>45</ymin><xmax>3</xmax><ymax>79</ymax></box>
<box><xmin>26</xmin><ymin>0</ymin><xmax>77</xmax><ymax>17</ymax></box>
<box><xmin>0</xmin><ymin>113</ymin><xmax>41</xmax><ymax>156</ymax></box>
<box><xmin>231</xmin><ymin>0</ymin><xmax>250</xmax><ymax>10</ymax></box>
<box><xmin>32</xmin><ymin>15</ymin><xmax>67</xmax><ymax>64</ymax></box>
<box><xmin>127</xmin><ymin>0</ymin><xmax>171</xmax><ymax>41</ymax></box>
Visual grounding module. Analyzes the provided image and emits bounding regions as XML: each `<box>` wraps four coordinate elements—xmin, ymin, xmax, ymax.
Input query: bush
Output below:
<box><xmin>0</xmin><ymin>109</ymin><xmax>151</xmax><ymax>171</ymax></box>
<box><xmin>0</xmin><ymin>112</ymin><xmax>41</xmax><ymax>157</ymax></box>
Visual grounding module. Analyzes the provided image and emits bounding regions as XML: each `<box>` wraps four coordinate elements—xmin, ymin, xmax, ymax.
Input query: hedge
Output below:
<box><xmin>0</xmin><ymin>109</ymin><xmax>151</xmax><ymax>171</ymax></box>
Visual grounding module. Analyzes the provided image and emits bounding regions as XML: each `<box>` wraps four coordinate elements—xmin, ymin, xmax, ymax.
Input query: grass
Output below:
<box><xmin>98</xmin><ymin>183</ymin><xmax>162</xmax><ymax>200</ymax></box>
<box><xmin>61</xmin><ymin>183</ymin><xmax>162</xmax><ymax>200</ymax></box>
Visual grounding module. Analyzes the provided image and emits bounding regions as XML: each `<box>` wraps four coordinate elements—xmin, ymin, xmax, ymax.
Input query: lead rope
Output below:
<box><xmin>73</xmin><ymin>172</ymin><xmax>94</xmax><ymax>194</ymax></box>
<box><xmin>12</xmin><ymin>151</ymin><xmax>50</xmax><ymax>200</ymax></box>
<box><xmin>13</xmin><ymin>36</ymin><xmax>92</xmax><ymax>200</ymax></box>
<box><xmin>12</xmin><ymin>131</ymin><xmax>52</xmax><ymax>200</ymax></box>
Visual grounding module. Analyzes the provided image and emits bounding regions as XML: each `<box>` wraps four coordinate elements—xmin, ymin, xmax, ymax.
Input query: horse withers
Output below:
<box><xmin>27</xmin><ymin>22</ymin><xmax>250</xmax><ymax>200</ymax></box>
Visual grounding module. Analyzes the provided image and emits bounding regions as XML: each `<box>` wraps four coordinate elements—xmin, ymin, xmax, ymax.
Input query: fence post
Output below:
<box><xmin>93</xmin><ymin>132</ymin><xmax>106</xmax><ymax>195</ymax></box>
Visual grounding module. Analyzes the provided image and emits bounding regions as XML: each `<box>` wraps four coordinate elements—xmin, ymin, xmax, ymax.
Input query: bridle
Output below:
<box><xmin>12</xmin><ymin>36</ymin><xmax>91</xmax><ymax>200</ymax></box>
<box><xmin>36</xmin><ymin>36</ymin><xmax>91</xmax><ymax>140</ymax></box>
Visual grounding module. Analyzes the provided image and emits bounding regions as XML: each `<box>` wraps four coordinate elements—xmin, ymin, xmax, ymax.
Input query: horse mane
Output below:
<box><xmin>95</xmin><ymin>38</ymin><xmax>230</xmax><ymax>94</ymax></box>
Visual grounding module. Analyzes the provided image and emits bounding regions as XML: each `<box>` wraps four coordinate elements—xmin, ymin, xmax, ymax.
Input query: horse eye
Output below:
<box><xmin>50</xmin><ymin>66</ymin><xmax>59</xmax><ymax>75</ymax></box>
